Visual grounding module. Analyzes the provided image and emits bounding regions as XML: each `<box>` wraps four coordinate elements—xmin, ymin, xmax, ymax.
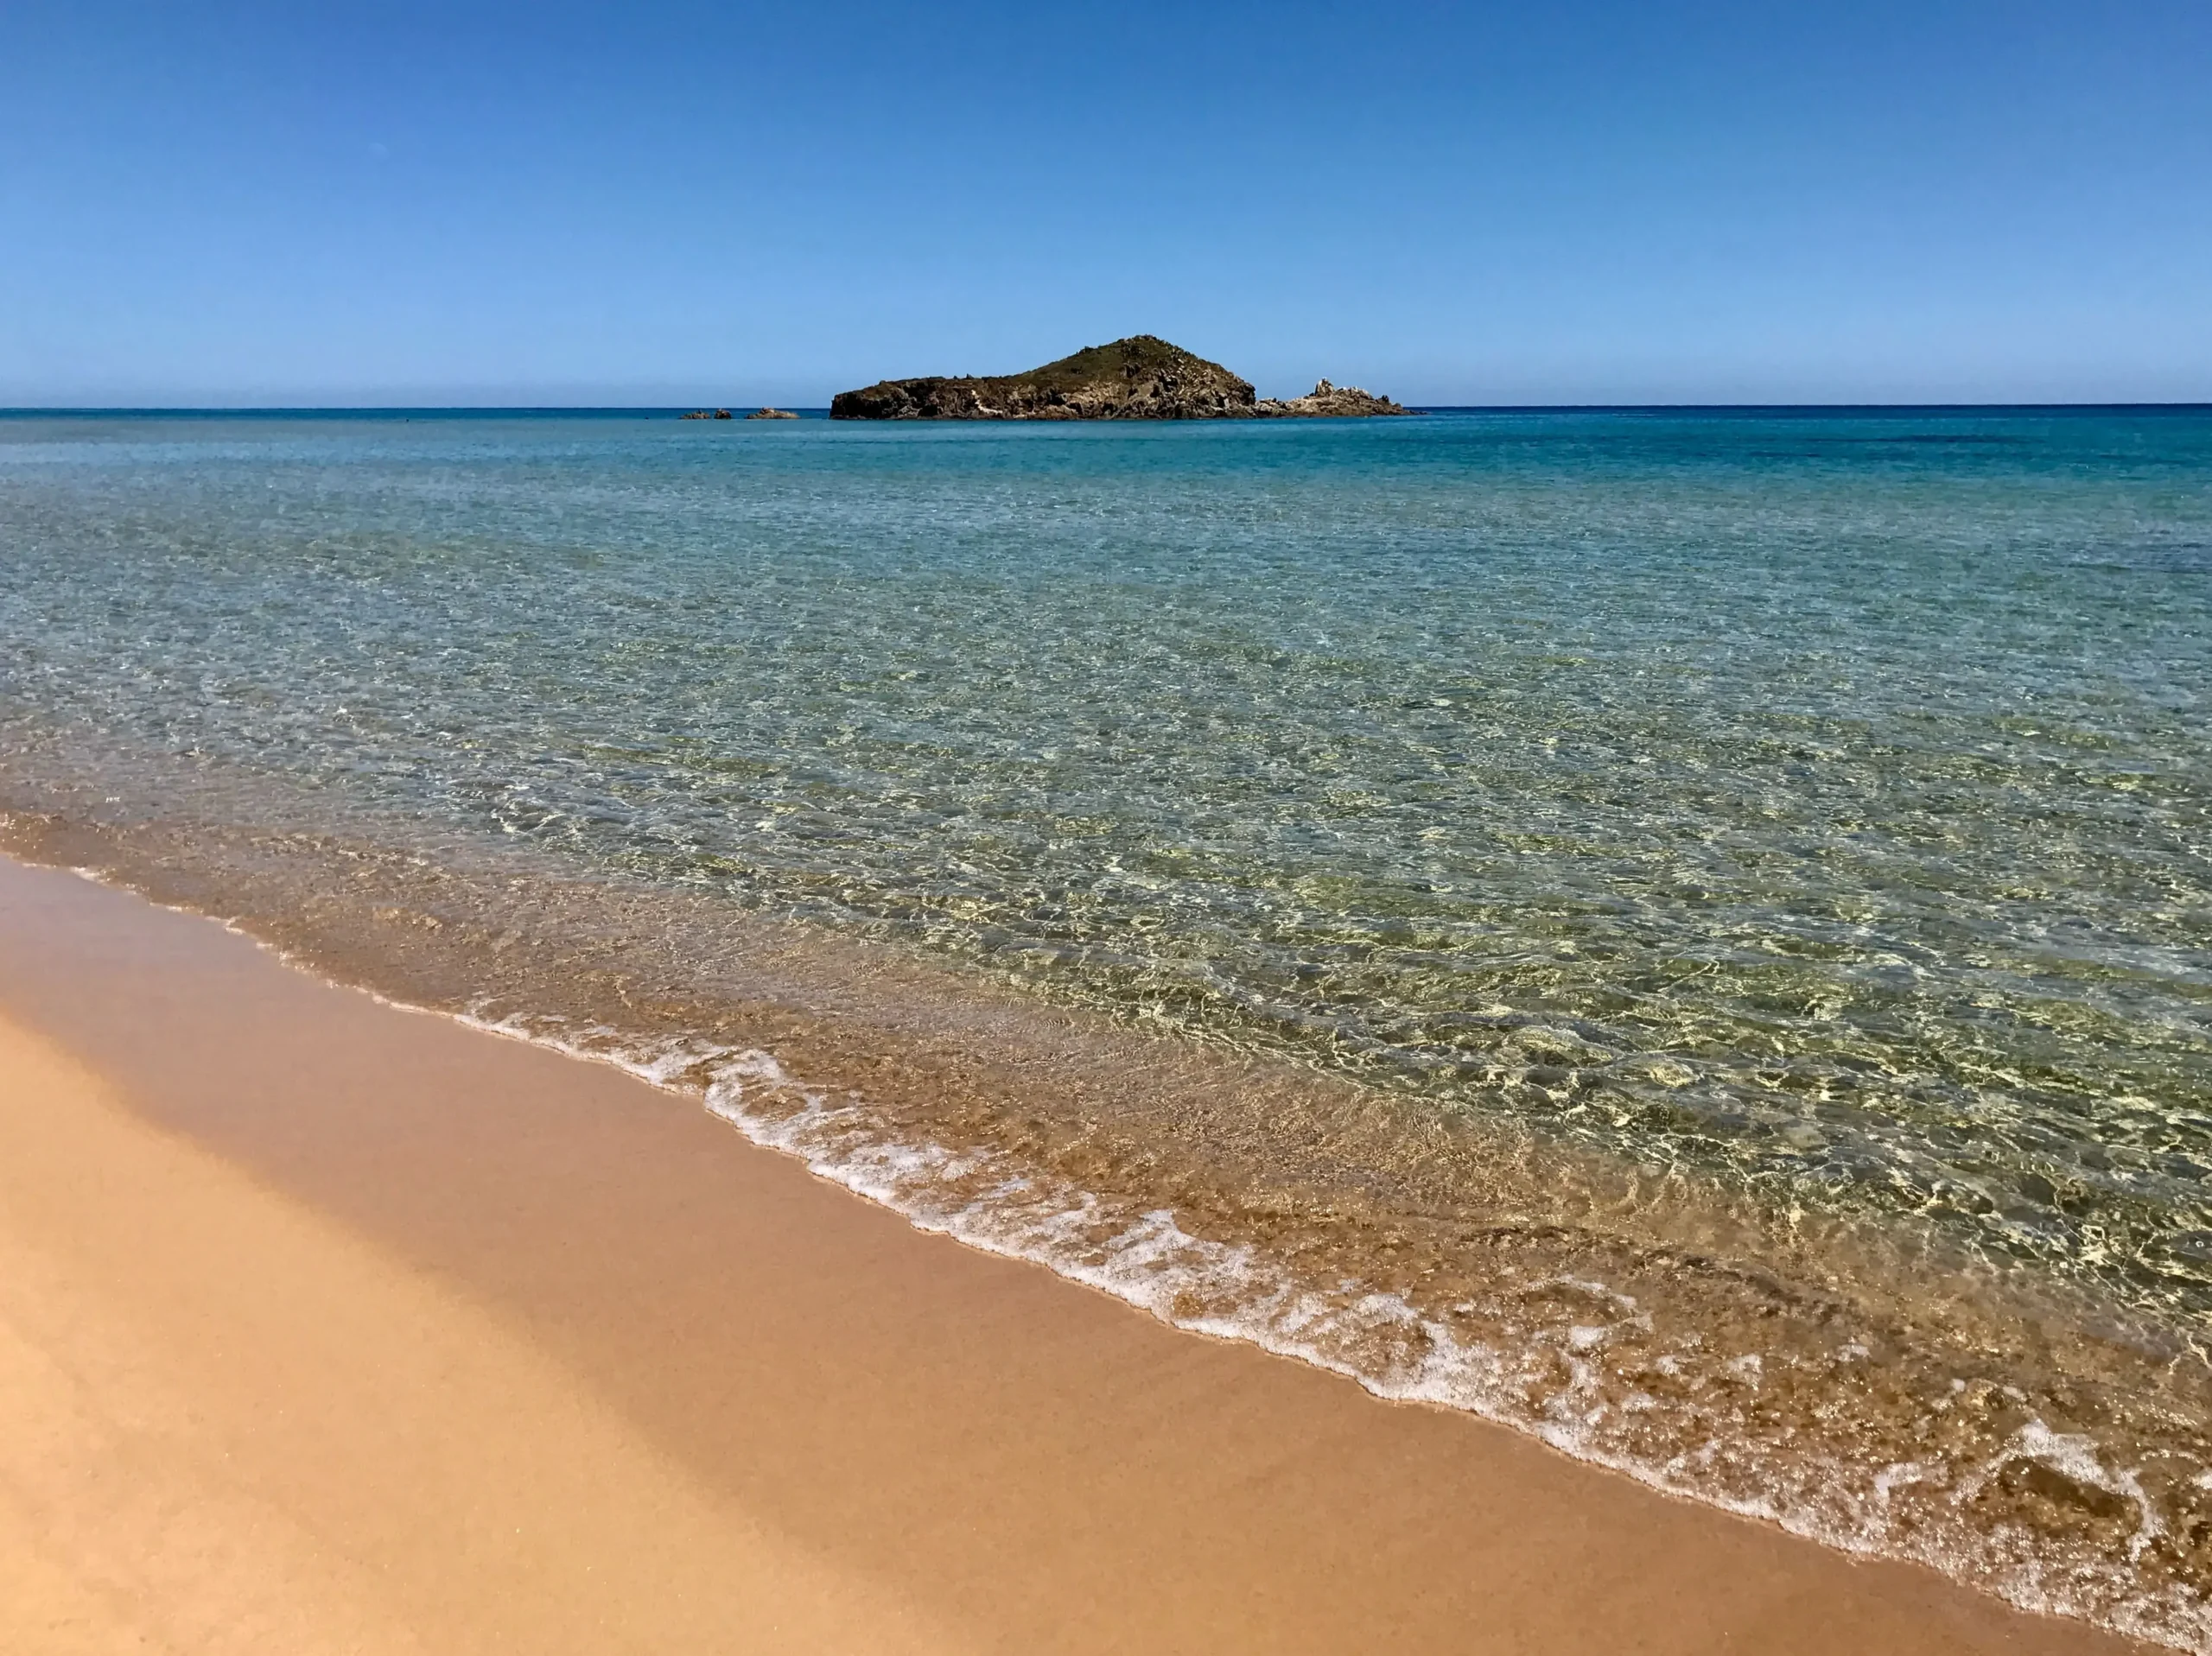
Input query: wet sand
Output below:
<box><xmin>0</xmin><ymin>853</ymin><xmax>2140</xmax><ymax>1654</ymax></box>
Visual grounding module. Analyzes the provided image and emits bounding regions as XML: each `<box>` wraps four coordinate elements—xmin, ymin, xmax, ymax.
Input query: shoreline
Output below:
<box><xmin>6</xmin><ymin>786</ymin><xmax>2208</xmax><ymax>1641</ymax></box>
<box><xmin>0</xmin><ymin>851</ymin><xmax>2152</xmax><ymax>1652</ymax></box>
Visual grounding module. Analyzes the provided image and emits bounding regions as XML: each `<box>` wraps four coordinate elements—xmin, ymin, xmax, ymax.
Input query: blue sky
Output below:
<box><xmin>3</xmin><ymin>2</ymin><xmax>2207</xmax><ymax>406</ymax></box>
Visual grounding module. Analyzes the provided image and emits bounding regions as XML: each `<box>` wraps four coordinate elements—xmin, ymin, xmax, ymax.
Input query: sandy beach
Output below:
<box><xmin>0</xmin><ymin>852</ymin><xmax>2142</xmax><ymax>1653</ymax></box>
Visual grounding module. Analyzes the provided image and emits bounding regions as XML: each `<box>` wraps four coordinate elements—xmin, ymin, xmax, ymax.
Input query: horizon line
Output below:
<box><xmin>6</xmin><ymin>401</ymin><xmax>2211</xmax><ymax>417</ymax></box>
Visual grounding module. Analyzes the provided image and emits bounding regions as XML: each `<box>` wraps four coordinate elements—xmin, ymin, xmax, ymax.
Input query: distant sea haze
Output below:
<box><xmin>3</xmin><ymin>406</ymin><xmax>2209</xmax><ymax>1646</ymax></box>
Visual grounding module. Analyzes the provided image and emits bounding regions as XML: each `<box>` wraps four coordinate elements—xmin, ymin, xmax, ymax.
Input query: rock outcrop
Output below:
<box><xmin>1255</xmin><ymin>379</ymin><xmax>1408</xmax><ymax>418</ymax></box>
<box><xmin>680</xmin><ymin>408</ymin><xmax>734</xmax><ymax>420</ymax></box>
<box><xmin>746</xmin><ymin>407</ymin><xmax>799</xmax><ymax>420</ymax></box>
<box><xmin>830</xmin><ymin>336</ymin><xmax>1408</xmax><ymax>421</ymax></box>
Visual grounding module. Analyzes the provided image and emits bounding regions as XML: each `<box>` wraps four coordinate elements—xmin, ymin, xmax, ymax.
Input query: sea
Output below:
<box><xmin>3</xmin><ymin>405</ymin><xmax>2208</xmax><ymax>1644</ymax></box>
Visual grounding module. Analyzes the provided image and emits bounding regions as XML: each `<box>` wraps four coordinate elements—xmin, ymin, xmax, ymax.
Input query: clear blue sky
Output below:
<box><xmin>3</xmin><ymin>2</ymin><xmax>2207</xmax><ymax>406</ymax></box>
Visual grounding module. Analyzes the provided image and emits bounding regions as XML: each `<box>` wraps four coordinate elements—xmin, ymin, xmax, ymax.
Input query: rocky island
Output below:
<box><xmin>830</xmin><ymin>335</ymin><xmax>1409</xmax><ymax>421</ymax></box>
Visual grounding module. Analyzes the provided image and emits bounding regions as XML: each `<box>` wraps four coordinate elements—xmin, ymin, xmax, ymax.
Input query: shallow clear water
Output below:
<box><xmin>4</xmin><ymin>407</ymin><xmax>2211</xmax><ymax>1639</ymax></box>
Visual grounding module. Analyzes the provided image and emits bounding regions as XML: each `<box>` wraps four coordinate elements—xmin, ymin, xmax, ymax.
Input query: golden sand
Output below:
<box><xmin>0</xmin><ymin>855</ymin><xmax>2142</xmax><ymax>1653</ymax></box>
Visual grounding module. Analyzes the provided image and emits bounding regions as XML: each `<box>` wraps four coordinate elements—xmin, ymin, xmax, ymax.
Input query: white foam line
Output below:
<box><xmin>29</xmin><ymin>854</ymin><xmax>2212</xmax><ymax>1653</ymax></box>
<box><xmin>456</xmin><ymin>1005</ymin><xmax>2208</xmax><ymax>1651</ymax></box>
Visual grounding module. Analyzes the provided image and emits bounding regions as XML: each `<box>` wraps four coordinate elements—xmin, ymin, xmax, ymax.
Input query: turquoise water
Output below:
<box><xmin>3</xmin><ymin>407</ymin><xmax>2211</xmax><ymax>1637</ymax></box>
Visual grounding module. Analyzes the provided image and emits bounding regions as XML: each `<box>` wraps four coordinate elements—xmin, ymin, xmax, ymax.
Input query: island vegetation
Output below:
<box><xmin>829</xmin><ymin>335</ymin><xmax>1409</xmax><ymax>420</ymax></box>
